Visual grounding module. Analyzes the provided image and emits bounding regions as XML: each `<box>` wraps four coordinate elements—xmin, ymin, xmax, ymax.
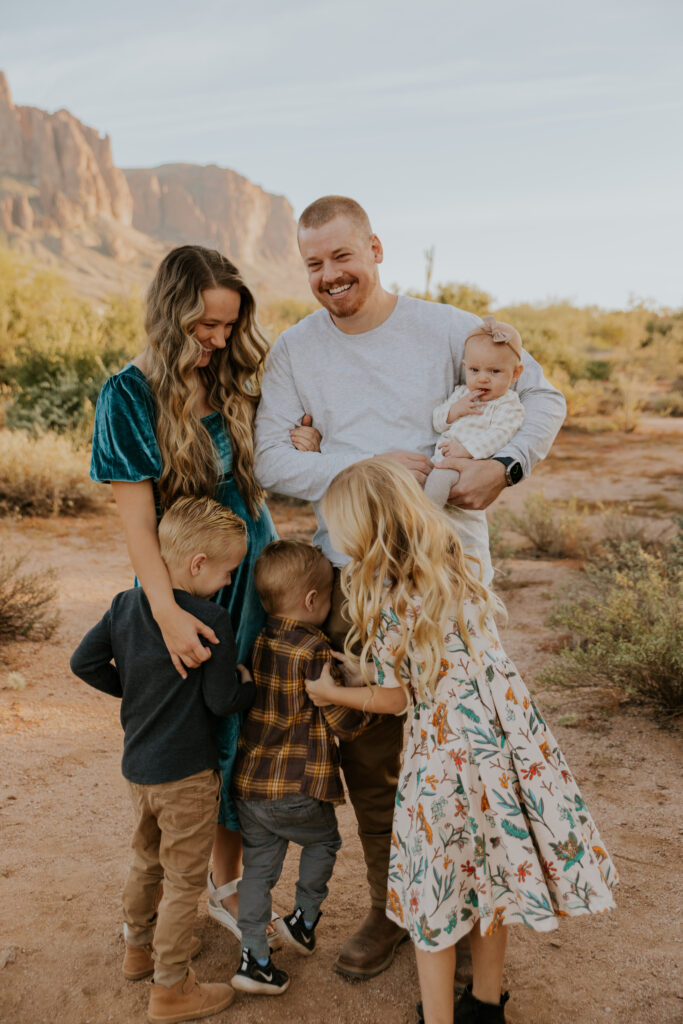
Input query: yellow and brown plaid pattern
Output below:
<box><xmin>232</xmin><ymin>616</ymin><xmax>367</xmax><ymax>805</ymax></box>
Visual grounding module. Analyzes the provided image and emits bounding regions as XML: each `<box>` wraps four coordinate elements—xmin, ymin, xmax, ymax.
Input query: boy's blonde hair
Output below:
<box><xmin>158</xmin><ymin>495</ymin><xmax>246</xmax><ymax>566</ymax></box>
<box><xmin>322</xmin><ymin>459</ymin><xmax>501</xmax><ymax>705</ymax></box>
<box><xmin>254</xmin><ymin>540</ymin><xmax>331</xmax><ymax>615</ymax></box>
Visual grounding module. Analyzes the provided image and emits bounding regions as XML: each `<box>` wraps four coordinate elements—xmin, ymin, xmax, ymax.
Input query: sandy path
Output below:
<box><xmin>0</xmin><ymin>429</ymin><xmax>681</xmax><ymax>1024</ymax></box>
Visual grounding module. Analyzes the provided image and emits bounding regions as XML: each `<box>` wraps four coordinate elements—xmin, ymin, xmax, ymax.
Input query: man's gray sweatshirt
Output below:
<box><xmin>254</xmin><ymin>295</ymin><xmax>566</xmax><ymax>565</ymax></box>
<box><xmin>70</xmin><ymin>588</ymin><xmax>255</xmax><ymax>785</ymax></box>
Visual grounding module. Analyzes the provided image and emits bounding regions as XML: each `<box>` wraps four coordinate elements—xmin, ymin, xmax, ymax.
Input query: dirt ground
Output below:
<box><xmin>0</xmin><ymin>428</ymin><xmax>681</xmax><ymax>1024</ymax></box>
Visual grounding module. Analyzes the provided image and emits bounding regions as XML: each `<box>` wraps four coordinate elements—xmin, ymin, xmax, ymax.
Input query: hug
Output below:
<box><xmin>70</xmin><ymin>197</ymin><xmax>617</xmax><ymax>1024</ymax></box>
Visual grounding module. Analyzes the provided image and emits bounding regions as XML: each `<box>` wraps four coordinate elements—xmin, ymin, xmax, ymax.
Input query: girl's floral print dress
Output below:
<box><xmin>380</xmin><ymin>600</ymin><xmax>617</xmax><ymax>951</ymax></box>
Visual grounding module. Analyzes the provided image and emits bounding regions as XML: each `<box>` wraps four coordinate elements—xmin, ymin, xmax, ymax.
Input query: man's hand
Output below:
<box><xmin>290</xmin><ymin>413</ymin><xmax>322</xmax><ymax>452</ymax></box>
<box><xmin>447</xmin><ymin>459</ymin><xmax>507</xmax><ymax>510</ymax></box>
<box><xmin>446</xmin><ymin>390</ymin><xmax>486</xmax><ymax>423</ymax></box>
<box><xmin>377</xmin><ymin>450</ymin><xmax>433</xmax><ymax>486</ymax></box>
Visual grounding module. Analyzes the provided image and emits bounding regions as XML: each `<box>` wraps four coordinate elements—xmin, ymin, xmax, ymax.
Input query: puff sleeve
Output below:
<box><xmin>90</xmin><ymin>367</ymin><xmax>162</xmax><ymax>484</ymax></box>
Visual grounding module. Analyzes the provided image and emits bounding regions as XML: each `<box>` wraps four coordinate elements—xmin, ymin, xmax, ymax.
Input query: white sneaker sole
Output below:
<box><xmin>230</xmin><ymin>973</ymin><xmax>290</xmax><ymax>996</ymax></box>
<box><xmin>273</xmin><ymin>918</ymin><xmax>315</xmax><ymax>957</ymax></box>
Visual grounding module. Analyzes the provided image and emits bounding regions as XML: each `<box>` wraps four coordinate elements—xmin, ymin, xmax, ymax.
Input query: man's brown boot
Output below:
<box><xmin>147</xmin><ymin>967</ymin><xmax>234</xmax><ymax>1023</ymax></box>
<box><xmin>123</xmin><ymin>936</ymin><xmax>203</xmax><ymax>980</ymax></box>
<box><xmin>334</xmin><ymin>907</ymin><xmax>408</xmax><ymax>980</ymax></box>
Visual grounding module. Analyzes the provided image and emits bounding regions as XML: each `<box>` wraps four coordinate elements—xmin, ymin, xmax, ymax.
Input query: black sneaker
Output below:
<box><xmin>274</xmin><ymin>907</ymin><xmax>321</xmax><ymax>956</ymax></box>
<box><xmin>231</xmin><ymin>948</ymin><xmax>290</xmax><ymax>995</ymax></box>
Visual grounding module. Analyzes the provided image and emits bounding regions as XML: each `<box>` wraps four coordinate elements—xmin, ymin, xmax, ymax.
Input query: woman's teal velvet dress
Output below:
<box><xmin>90</xmin><ymin>363</ymin><xmax>277</xmax><ymax>829</ymax></box>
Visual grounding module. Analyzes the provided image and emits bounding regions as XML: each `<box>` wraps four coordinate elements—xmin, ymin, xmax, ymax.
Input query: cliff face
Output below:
<box><xmin>0</xmin><ymin>72</ymin><xmax>309</xmax><ymax>301</ymax></box>
<box><xmin>124</xmin><ymin>164</ymin><xmax>307</xmax><ymax>299</ymax></box>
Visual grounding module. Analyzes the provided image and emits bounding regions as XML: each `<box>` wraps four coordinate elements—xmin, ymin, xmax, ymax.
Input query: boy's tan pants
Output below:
<box><xmin>123</xmin><ymin>769</ymin><xmax>220</xmax><ymax>986</ymax></box>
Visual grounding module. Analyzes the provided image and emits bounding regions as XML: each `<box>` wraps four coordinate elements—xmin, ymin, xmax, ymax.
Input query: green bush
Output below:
<box><xmin>538</xmin><ymin>525</ymin><xmax>683</xmax><ymax>714</ymax></box>
<box><xmin>0</xmin><ymin>248</ymin><xmax>143</xmax><ymax>435</ymax></box>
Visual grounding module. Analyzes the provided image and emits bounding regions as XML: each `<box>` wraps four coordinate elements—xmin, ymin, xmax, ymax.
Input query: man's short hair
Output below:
<box><xmin>158</xmin><ymin>496</ymin><xmax>246</xmax><ymax>566</ymax></box>
<box><xmin>298</xmin><ymin>195</ymin><xmax>372</xmax><ymax>236</ymax></box>
<box><xmin>254</xmin><ymin>540</ymin><xmax>331</xmax><ymax>615</ymax></box>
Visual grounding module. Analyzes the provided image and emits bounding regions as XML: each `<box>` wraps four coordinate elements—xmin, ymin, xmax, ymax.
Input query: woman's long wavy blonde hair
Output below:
<box><xmin>144</xmin><ymin>245</ymin><xmax>269</xmax><ymax>517</ymax></box>
<box><xmin>322</xmin><ymin>459</ymin><xmax>501</xmax><ymax>705</ymax></box>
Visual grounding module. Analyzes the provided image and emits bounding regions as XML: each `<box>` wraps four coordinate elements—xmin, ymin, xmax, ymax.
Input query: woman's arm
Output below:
<box><xmin>306</xmin><ymin>663</ymin><xmax>408</xmax><ymax>715</ymax></box>
<box><xmin>111</xmin><ymin>480</ymin><xmax>219</xmax><ymax>678</ymax></box>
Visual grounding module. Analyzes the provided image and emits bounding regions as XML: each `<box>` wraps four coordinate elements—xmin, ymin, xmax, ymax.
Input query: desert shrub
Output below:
<box><xmin>488</xmin><ymin>511</ymin><xmax>516</xmax><ymax>562</ymax></box>
<box><xmin>260</xmin><ymin>298</ymin><xmax>317</xmax><ymax>339</ymax></box>
<box><xmin>538</xmin><ymin>526</ymin><xmax>683</xmax><ymax>713</ymax></box>
<box><xmin>504</xmin><ymin>493</ymin><xmax>594</xmax><ymax>558</ymax></box>
<box><xmin>0</xmin><ymin>552</ymin><xmax>60</xmax><ymax>643</ymax></box>
<box><xmin>650</xmin><ymin>391</ymin><xmax>683</xmax><ymax>417</ymax></box>
<box><xmin>0</xmin><ymin>429</ymin><xmax>104</xmax><ymax>516</ymax></box>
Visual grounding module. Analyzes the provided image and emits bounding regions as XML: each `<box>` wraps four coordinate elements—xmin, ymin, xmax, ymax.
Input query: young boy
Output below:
<box><xmin>230</xmin><ymin>540</ymin><xmax>367</xmax><ymax>996</ymax></box>
<box><xmin>70</xmin><ymin>496</ymin><xmax>256</xmax><ymax>1024</ymax></box>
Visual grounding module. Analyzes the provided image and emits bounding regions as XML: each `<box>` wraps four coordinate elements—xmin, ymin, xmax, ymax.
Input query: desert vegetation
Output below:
<box><xmin>0</xmin><ymin>247</ymin><xmax>681</xmax><ymax>716</ymax></box>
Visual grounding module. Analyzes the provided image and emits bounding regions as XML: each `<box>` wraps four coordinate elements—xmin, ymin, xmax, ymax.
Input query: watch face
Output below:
<box><xmin>508</xmin><ymin>462</ymin><xmax>524</xmax><ymax>485</ymax></box>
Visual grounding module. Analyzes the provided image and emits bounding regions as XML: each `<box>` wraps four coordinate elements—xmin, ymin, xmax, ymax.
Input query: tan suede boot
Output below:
<box><xmin>123</xmin><ymin>936</ymin><xmax>203</xmax><ymax>980</ymax></box>
<box><xmin>147</xmin><ymin>967</ymin><xmax>234</xmax><ymax>1023</ymax></box>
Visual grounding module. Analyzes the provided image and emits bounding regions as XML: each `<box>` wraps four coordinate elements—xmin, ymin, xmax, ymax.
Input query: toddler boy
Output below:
<box><xmin>230</xmin><ymin>540</ymin><xmax>367</xmax><ymax>996</ymax></box>
<box><xmin>70</xmin><ymin>496</ymin><xmax>255</xmax><ymax>1024</ymax></box>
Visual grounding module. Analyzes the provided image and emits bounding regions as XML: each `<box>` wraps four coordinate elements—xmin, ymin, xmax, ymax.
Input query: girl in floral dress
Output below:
<box><xmin>306</xmin><ymin>459</ymin><xmax>617</xmax><ymax>1024</ymax></box>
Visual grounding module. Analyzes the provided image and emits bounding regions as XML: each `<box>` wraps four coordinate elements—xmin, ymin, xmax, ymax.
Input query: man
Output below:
<box><xmin>254</xmin><ymin>196</ymin><xmax>566</xmax><ymax>980</ymax></box>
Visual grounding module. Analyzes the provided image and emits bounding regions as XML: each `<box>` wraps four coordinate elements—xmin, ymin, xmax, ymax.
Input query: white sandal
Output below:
<box><xmin>207</xmin><ymin>874</ymin><xmax>282</xmax><ymax>951</ymax></box>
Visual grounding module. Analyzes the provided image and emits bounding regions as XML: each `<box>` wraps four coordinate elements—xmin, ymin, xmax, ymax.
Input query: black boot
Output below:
<box><xmin>454</xmin><ymin>984</ymin><xmax>509</xmax><ymax>1023</ymax></box>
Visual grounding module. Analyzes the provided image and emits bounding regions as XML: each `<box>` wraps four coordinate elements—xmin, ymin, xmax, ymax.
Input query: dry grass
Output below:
<box><xmin>0</xmin><ymin>430</ymin><xmax>105</xmax><ymax>516</ymax></box>
<box><xmin>0</xmin><ymin>552</ymin><xmax>60</xmax><ymax>643</ymax></box>
<box><xmin>504</xmin><ymin>493</ymin><xmax>595</xmax><ymax>559</ymax></box>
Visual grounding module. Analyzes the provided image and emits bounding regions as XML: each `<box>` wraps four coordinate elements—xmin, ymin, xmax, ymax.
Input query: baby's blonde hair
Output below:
<box><xmin>322</xmin><ymin>459</ymin><xmax>501</xmax><ymax>704</ymax></box>
<box><xmin>158</xmin><ymin>495</ymin><xmax>246</xmax><ymax>567</ymax></box>
<box><xmin>254</xmin><ymin>540</ymin><xmax>331</xmax><ymax>615</ymax></box>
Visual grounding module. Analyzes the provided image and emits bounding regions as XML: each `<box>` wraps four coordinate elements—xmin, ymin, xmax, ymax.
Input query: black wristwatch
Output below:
<box><xmin>491</xmin><ymin>456</ymin><xmax>524</xmax><ymax>486</ymax></box>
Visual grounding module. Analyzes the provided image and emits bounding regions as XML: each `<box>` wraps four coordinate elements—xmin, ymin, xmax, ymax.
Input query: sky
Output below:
<box><xmin>2</xmin><ymin>0</ymin><xmax>682</xmax><ymax>309</ymax></box>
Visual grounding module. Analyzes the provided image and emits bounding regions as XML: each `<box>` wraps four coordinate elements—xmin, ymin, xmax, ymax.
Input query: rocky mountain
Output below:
<box><xmin>0</xmin><ymin>72</ymin><xmax>309</xmax><ymax>302</ymax></box>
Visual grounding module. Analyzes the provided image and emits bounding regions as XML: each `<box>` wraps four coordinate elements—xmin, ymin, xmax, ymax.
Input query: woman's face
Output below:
<box><xmin>194</xmin><ymin>287</ymin><xmax>241</xmax><ymax>368</ymax></box>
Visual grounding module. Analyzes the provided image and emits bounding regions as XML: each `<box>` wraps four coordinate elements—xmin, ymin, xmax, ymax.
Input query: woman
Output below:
<box><xmin>90</xmin><ymin>245</ymin><xmax>278</xmax><ymax>939</ymax></box>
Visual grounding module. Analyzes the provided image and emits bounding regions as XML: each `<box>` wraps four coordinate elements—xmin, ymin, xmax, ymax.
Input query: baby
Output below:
<box><xmin>424</xmin><ymin>315</ymin><xmax>525</xmax><ymax>506</ymax></box>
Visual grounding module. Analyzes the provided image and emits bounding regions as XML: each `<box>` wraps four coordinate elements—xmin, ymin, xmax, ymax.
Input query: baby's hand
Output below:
<box><xmin>305</xmin><ymin>662</ymin><xmax>338</xmax><ymax>706</ymax></box>
<box><xmin>446</xmin><ymin>391</ymin><xmax>486</xmax><ymax>423</ymax></box>
<box><xmin>236</xmin><ymin>664</ymin><xmax>254</xmax><ymax>685</ymax></box>
<box><xmin>331</xmin><ymin>649</ymin><xmax>365</xmax><ymax>687</ymax></box>
<box><xmin>438</xmin><ymin>440</ymin><xmax>473</xmax><ymax>461</ymax></box>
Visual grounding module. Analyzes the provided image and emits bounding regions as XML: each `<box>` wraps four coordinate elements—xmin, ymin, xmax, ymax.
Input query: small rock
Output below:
<box><xmin>549</xmin><ymin>939</ymin><xmax>562</xmax><ymax>948</ymax></box>
<box><xmin>0</xmin><ymin>947</ymin><xmax>16</xmax><ymax>968</ymax></box>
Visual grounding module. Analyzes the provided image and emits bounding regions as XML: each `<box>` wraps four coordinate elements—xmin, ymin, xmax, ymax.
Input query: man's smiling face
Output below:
<box><xmin>298</xmin><ymin>215</ymin><xmax>383</xmax><ymax>321</ymax></box>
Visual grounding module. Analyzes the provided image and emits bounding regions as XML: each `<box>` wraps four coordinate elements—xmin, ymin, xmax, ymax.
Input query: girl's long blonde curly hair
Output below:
<box><xmin>144</xmin><ymin>245</ymin><xmax>269</xmax><ymax>518</ymax></box>
<box><xmin>322</xmin><ymin>459</ymin><xmax>501</xmax><ymax>704</ymax></box>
